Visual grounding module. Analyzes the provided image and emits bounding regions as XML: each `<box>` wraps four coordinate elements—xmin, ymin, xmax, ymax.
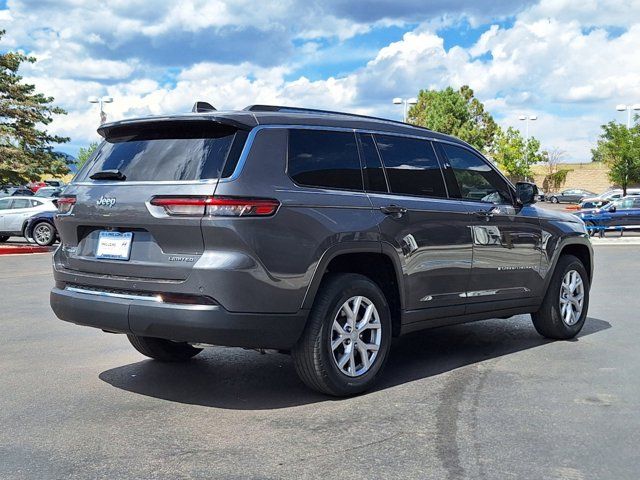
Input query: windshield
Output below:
<box><xmin>79</xmin><ymin>121</ymin><xmax>247</xmax><ymax>182</ymax></box>
<box><xmin>35</xmin><ymin>188</ymin><xmax>59</xmax><ymax>197</ymax></box>
<box><xmin>611</xmin><ymin>198</ymin><xmax>635</xmax><ymax>210</ymax></box>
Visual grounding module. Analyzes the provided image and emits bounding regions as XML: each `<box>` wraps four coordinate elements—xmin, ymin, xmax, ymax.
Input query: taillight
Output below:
<box><xmin>150</xmin><ymin>196</ymin><xmax>280</xmax><ymax>217</ymax></box>
<box><xmin>57</xmin><ymin>196</ymin><xmax>76</xmax><ymax>214</ymax></box>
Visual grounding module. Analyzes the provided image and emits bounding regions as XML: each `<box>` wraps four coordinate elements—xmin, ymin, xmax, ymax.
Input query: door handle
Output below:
<box><xmin>380</xmin><ymin>205</ymin><xmax>407</xmax><ymax>217</ymax></box>
<box><xmin>475</xmin><ymin>210</ymin><xmax>494</xmax><ymax>219</ymax></box>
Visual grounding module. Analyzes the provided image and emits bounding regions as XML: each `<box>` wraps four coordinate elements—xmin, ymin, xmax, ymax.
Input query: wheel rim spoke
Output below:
<box><xmin>356</xmin><ymin>342</ymin><xmax>370</xmax><ymax>370</ymax></box>
<box><xmin>559</xmin><ymin>270</ymin><xmax>584</xmax><ymax>326</ymax></box>
<box><xmin>330</xmin><ymin>295</ymin><xmax>382</xmax><ymax>377</ymax></box>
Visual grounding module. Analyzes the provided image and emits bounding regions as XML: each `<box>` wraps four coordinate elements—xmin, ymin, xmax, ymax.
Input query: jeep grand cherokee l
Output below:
<box><xmin>50</xmin><ymin>104</ymin><xmax>593</xmax><ymax>396</ymax></box>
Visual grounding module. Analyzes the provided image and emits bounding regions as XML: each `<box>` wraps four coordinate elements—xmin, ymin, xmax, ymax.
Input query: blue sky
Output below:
<box><xmin>1</xmin><ymin>0</ymin><xmax>638</xmax><ymax>161</ymax></box>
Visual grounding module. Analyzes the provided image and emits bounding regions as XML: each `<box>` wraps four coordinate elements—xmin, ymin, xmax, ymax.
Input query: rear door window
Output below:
<box><xmin>288</xmin><ymin>129</ymin><xmax>363</xmax><ymax>191</ymax></box>
<box><xmin>11</xmin><ymin>199</ymin><xmax>31</xmax><ymax>209</ymax></box>
<box><xmin>373</xmin><ymin>134</ymin><xmax>447</xmax><ymax>198</ymax></box>
<box><xmin>79</xmin><ymin>121</ymin><xmax>247</xmax><ymax>182</ymax></box>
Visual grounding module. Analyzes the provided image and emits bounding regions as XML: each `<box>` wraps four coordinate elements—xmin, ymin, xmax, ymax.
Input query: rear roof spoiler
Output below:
<box><xmin>97</xmin><ymin>116</ymin><xmax>254</xmax><ymax>138</ymax></box>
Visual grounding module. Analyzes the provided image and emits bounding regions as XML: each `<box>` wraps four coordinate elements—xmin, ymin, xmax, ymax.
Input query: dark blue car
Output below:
<box><xmin>577</xmin><ymin>196</ymin><xmax>640</xmax><ymax>234</ymax></box>
<box><xmin>25</xmin><ymin>210</ymin><xmax>58</xmax><ymax>246</ymax></box>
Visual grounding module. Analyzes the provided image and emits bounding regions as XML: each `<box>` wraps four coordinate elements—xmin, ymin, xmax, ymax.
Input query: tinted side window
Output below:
<box><xmin>441</xmin><ymin>144</ymin><xmax>512</xmax><ymax>205</ymax></box>
<box><xmin>0</xmin><ymin>198</ymin><xmax>10</xmax><ymax>209</ymax></box>
<box><xmin>374</xmin><ymin>135</ymin><xmax>446</xmax><ymax>198</ymax></box>
<box><xmin>288</xmin><ymin>129</ymin><xmax>363</xmax><ymax>191</ymax></box>
<box><xmin>358</xmin><ymin>133</ymin><xmax>388</xmax><ymax>193</ymax></box>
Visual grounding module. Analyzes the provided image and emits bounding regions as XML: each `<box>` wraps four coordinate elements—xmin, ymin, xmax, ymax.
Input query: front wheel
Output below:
<box><xmin>32</xmin><ymin>222</ymin><xmax>56</xmax><ymax>246</ymax></box>
<box><xmin>292</xmin><ymin>273</ymin><xmax>392</xmax><ymax>396</ymax></box>
<box><xmin>550</xmin><ymin>196</ymin><xmax>559</xmax><ymax>204</ymax></box>
<box><xmin>531</xmin><ymin>255</ymin><xmax>589</xmax><ymax>339</ymax></box>
<box><xmin>127</xmin><ymin>335</ymin><xmax>202</xmax><ymax>362</ymax></box>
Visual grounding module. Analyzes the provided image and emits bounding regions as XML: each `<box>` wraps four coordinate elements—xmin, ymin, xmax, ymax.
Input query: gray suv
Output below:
<box><xmin>50</xmin><ymin>105</ymin><xmax>593</xmax><ymax>396</ymax></box>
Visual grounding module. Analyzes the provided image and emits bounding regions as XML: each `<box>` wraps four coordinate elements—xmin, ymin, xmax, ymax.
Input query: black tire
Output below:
<box><xmin>550</xmin><ymin>196</ymin><xmax>559</xmax><ymax>204</ymax></box>
<box><xmin>32</xmin><ymin>221</ymin><xmax>56</xmax><ymax>246</ymax></box>
<box><xmin>127</xmin><ymin>335</ymin><xmax>202</xmax><ymax>362</ymax></box>
<box><xmin>584</xmin><ymin>221</ymin><xmax>597</xmax><ymax>237</ymax></box>
<box><xmin>0</xmin><ymin>236</ymin><xmax>8</xmax><ymax>243</ymax></box>
<box><xmin>531</xmin><ymin>254</ymin><xmax>590</xmax><ymax>340</ymax></box>
<box><xmin>292</xmin><ymin>273</ymin><xmax>392</xmax><ymax>396</ymax></box>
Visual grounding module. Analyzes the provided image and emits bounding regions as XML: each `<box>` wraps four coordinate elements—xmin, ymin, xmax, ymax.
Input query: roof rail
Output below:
<box><xmin>243</xmin><ymin>104</ymin><xmax>412</xmax><ymax>127</ymax></box>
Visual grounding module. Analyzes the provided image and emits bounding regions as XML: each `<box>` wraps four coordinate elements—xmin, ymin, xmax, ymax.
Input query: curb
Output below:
<box><xmin>590</xmin><ymin>238</ymin><xmax>640</xmax><ymax>246</ymax></box>
<box><xmin>0</xmin><ymin>245</ymin><xmax>52</xmax><ymax>255</ymax></box>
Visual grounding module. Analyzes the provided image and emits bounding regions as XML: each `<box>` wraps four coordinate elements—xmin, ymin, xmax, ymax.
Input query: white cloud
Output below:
<box><xmin>1</xmin><ymin>0</ymin><xmax>638</xmax><ymax>163</ymax></box>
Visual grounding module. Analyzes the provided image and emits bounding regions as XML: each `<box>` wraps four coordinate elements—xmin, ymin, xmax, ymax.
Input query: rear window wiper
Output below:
<box><xmin>89</xmin><ymin>169</ymin><xmax>126</xmax><ymax>181</ymax></box>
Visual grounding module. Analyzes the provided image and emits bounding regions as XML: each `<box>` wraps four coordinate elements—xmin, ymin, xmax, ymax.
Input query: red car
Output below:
<box><xmin>28</xmin><ymin>181</ymin><xmax>47</xmax><ymax>192</ymax></box>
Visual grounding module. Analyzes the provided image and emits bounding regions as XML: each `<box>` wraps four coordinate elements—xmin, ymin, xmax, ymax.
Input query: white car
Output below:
<box><xmin>0</xmin><ymin>196</ymin><xmax>58</xmax><ymax>242</ymax></box>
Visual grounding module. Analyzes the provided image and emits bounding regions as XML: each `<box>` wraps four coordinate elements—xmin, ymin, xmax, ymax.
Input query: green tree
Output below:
<box><xmin>0</xmin><ymin>30</ymin><xmax>69</xmax><ymax>185</ymax></box>
<box><xmin>591</xmin><ymin>121</ymin><xmax>640</xmax><ymax>195</ymax></box>
<box><xmin>76</xmin><ymin>142</ymin><xmax>99</xmax><ymax>169</ymax></box>
<box><xmin>492</xmin><ymin>126</ymin><xmax>545</xmax><ymax>181</ymax></box>
<box><xmin>407</xmin><ymin>85</ymin><xmax>498</xmax><ymax>153</ymax></box>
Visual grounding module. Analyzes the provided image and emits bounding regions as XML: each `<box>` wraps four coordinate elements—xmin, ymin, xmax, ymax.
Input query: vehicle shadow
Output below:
<box><xmin>99</xmin><ymin>316</ymin><xmax>610</xmax><ymax>410</ymax></box>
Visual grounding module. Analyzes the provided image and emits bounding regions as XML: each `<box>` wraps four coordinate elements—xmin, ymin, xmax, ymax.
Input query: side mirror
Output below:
<box><xmin>515</xmin><ymin>182</ymin><xmax>538</xmax><ymax>206</ymax></box>
<box><xmin>609</xmin><ymin>205</ymin><xmax>616</xmax><ymax>213</ymax></box>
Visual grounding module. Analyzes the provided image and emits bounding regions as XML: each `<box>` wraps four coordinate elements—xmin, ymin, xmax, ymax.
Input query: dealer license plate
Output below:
<box><xmin>96</xmin><ymin>231</ymin><xmax>133</xmax><ymax>260</ymax></box>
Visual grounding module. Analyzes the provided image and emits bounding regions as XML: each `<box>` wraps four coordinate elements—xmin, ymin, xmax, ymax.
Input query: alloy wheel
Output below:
<box><xmin>34</xmin><ymin>223</ymin><xmax>53</xmax><ymax>245</ymax></box>
<box><xmin>330</xmin><ymin>295</ymin><xmax>382</xmax><ymax>377</ymax></box>
<box><xmin>559</xmin><ymin>270</ymin><xmax>584</xmax><ymax>326</ymax></box>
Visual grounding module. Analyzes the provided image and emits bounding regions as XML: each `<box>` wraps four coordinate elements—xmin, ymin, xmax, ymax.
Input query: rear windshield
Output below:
<box><xmin>79</xmin><ymin>121</ymin><xmax>247</xmax><ymax>182</ymax></box>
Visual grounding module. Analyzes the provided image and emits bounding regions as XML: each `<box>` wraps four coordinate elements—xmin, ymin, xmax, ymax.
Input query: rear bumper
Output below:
<box><xmin>50</xmin><ymin>287</ymin><xmax>307</xmax><ymax>349</ymax></box>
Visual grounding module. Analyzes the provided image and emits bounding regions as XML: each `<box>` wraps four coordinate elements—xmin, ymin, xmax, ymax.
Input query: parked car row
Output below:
<box><xmin>0</xmin><ymin>180</ymin><xmax>66</xmax><ymax>197</ymax></box>
<box><xmin>579</xmin><ymin>188</ymin><xmax>640</xmax><ymax>209</ymax></box>
<box><xmin>542</xmin><ymin>187</ymin><xmax>640</xmax><ymax>211</ymax></box>
<box><xmin>575</xmin><ymin>195</ymin><xmax>640</xmax><ymax>235</ymax></box>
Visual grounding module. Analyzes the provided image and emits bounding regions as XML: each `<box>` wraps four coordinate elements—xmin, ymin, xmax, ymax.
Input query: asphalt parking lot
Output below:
<box><xmin>1</xmin><ymin>245</ymin><xmax>639</xmax><ymax>480</ymax></box>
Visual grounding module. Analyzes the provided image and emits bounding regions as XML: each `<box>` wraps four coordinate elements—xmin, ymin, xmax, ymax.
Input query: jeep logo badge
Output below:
<box><xmin>96</xmin><ymin>195</ymin><xmax>116</xmax><ymax>208</ymax></box>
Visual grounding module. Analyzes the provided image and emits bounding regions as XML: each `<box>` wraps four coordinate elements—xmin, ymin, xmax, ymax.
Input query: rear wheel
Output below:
<box><xmin>531</xmin><ymin>255</ymin><xmax>589</xmax><ymax>339</ymax></box>
<box><xmin>292</xmin><ymin>273</ymin><xmax>392</xmax><ymax>396</ymax></box>
<box><xmin>0</xmin><ymin>236</ymin><xmax>8</xmax><ymax>243</ymax></box>
<box><xmin>32</xmin><ymin>222</ymin><xmax>56</xmax><ymax>246</ymax></box>
<box><xmin>127</xmin><ymin>334</ymin><xmax>202</xmax><ymax>362</ymax></box>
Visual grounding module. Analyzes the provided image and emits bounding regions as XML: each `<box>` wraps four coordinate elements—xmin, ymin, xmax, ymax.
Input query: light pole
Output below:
<box><xmin>518</xmin><ymin>115</ymin><xmax>537</xmax><ymax>180</ymax></box>
<box><xmin>615</xmin><ymin>103</ymin><xmax>640</xmax><ymax>128</ymax></box>
<box><xmin>393</xmin><ymin>97</ymin><xmax>417</xmax><ymax>122</ymax></box>
<box><xmin>518</xmin><ymin>114</ymin><xmax>538</xmax><ymax>142</ymax></box>
<box><xmin>88</xmin><ymin>96</ymin><xmax>114</xmax><ymax>125</ymax></box>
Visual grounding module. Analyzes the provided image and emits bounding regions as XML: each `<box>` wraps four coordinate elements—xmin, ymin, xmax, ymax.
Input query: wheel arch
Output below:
<box><xmin>559</xmin><ymin>243</ymin><xmax>593</xmax><ymax>282</ymax></box>
<box><xmin>546</xmin><ymin>238</ymin><xmax>593</xmax><ymax>291</ymax></box>
<box><xmin>301</xmin><ymin>242</ymin><xmax>404</xmax><ymax>337</ymax></box>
